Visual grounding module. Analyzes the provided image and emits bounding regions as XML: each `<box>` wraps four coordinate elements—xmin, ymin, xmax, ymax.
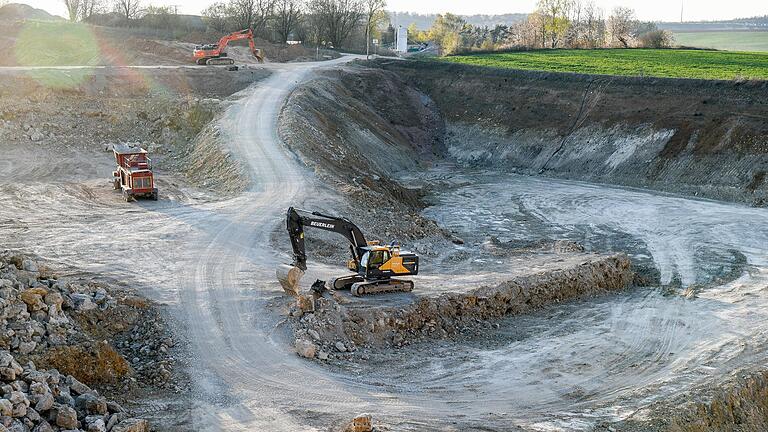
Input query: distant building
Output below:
<box><xmin>396</xmin><ymin>26</ymin><xmax>408</xmax><ymax>53</ymax></box>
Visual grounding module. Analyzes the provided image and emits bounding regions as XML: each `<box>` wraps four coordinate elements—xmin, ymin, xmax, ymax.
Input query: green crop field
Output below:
<box><xmin>673</xmin><ymin>31</ymin><xmax>768</xmax><ymax>52</ymax></box>
<box><xmin>440</xmin><ymin>49</ymin><xmax>768</xmax><ymax>80</ymax></box>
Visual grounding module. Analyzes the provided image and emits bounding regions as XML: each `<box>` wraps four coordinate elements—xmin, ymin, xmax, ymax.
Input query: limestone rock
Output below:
<box><xmin>111</xmin><ymin>418</ymin><xmax>149</xmax><ymax>432</ymax></box>
<box><xmin>294</xmin><ymin>339</ymin><xmax>317</xmax><ymax>359</ymax></box>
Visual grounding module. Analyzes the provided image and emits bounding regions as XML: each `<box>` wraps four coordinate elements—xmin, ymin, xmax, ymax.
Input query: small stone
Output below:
<box><xmin>317</xmin><ymin>351</ymin><xmax>329</xmax><ymax>361</ymax></box>
<box><xmin>334</xmin><ymin>341</ymin><xmax>347</xmax><ymax>352</ymax></box>
<box><xmin>308</xmin><ymin>329</ymin><xmax>320</xmax><ymax>341</ymax></box>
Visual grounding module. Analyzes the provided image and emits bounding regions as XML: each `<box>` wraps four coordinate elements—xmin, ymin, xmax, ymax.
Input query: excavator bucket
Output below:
<box><xmin>276</xmin><ymin>264</ymin><xmax>304</xmax><ymax>297</ymax></box>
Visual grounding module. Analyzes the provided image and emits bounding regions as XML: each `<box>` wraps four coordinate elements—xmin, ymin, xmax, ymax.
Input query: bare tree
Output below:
<box><xmin>608</xmin><ymin>6</ymin><xmax>635</xmax><ymax>48</ymax></box>
<box><xmin>228</xmin><ymin>0</ymin><xmax>275</xmax><ymax>35</ymax></box>
<box><xmin>306</xmin><ymin>0</ymin><xmax>363</xmax><ymax>48</ymax></box>
<box><xmin>275</xmin><ymin>0</ymin><xmax>302</xmax><ymax>42</ymax></box>
<box><xmin>63</xmin><ymin>0</ymin><xmax>81</xmax><ymax>21</ymax></box>
<box><xmin>363</xmin><ymin>0</ymin><xmax>385</xmax><ymax>58</ymax></box>
<box><xmin>228</xmin><ymin>0</ymin><xmax>256</xmax><ymax>30</ymax></box>
<box><xmin>114</xmin><ymin>0</ymin><xmax>142</xmax><ymax>21</ymax></box>
<box><xmin>202</xmin><ymin>2</ymin><xmax>230</xmax><ymax>32</ymax></box>
<box><xmin>582</xmin><ymin>1</ymin><xmax>605</xmax><ymax>48</ymax></box>
<box><xmin>80</xmin><ymin>0</ymin><xmax>103</xmax><ymax>21</ymax></box>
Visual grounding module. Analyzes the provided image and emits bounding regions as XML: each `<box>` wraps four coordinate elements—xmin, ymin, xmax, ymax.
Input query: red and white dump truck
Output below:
<box><xmin>112</xmin><ymin>144</ymin><xmax>158</xmax><ymax>202</ymax></box>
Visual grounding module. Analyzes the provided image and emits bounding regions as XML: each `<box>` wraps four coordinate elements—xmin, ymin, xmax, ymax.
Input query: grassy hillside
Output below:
<box><xmin>674</xmin><ymin>31</ymin><xmax>768</xmax><ymax>52</ymax></box>
<box><xmin>441</xmin><ymin>49</ymin><xmax>768</xmax><ymax>80</ymax></box>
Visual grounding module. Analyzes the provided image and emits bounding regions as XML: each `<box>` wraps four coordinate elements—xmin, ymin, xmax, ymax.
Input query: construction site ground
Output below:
<box><xmin>1</xmin><ymin>36</ymin><xmax>767</xmax><ymax>432</ymax></box>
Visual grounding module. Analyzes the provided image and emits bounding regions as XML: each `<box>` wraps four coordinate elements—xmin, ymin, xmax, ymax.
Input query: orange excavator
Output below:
<box><xmin>193</xmin><ymin>29</ymin><xmax>264</xmax><ymax>65</ymax></box>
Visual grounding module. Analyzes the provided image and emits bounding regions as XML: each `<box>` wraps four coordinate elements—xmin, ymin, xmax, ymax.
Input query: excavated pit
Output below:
<box><xmin>278</xmin><ymin>62</ymin><xmax>768</xmax><ymax>431</ymax></box>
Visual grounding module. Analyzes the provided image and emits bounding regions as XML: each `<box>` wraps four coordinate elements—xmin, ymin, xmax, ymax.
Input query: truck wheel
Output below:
<box><xmin>113</xmin><ymin>179</ymin><xmax>120</xmax><ymax>190</ymax></box>
<box><xmin>152</xmin><ymin>191</ymin><xmax>158</xmax><ymax>201</ymax></box>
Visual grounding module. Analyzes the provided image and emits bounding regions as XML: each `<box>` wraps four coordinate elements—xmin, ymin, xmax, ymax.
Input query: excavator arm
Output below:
<box><xmin>217</xmin><ymin>29</ymin><xmax>264</xmax><ymax>62</ymax></box>
<box><xmin>286</xmin><ymin>207</ymin><xmax>367</xmax><ymax>271</ymax></box>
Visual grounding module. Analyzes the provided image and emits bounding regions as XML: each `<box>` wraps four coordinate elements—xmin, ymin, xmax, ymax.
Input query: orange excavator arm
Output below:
<box><xmin>216</xmin><ymin>29</ymin><xmax>264</xmax><ymax>63</ymax></box>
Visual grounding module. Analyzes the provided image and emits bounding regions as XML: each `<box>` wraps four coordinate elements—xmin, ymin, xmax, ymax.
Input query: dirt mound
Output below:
<box><xmin>0</xmin><ymin>3</ymin><xmax>63</xmax><ymax>22</ymax></box>
<box><xmin>278</xmin><ymin>66</ymin><xmax>447</xmax><ymax>244</ymax></box>
<box><xmin>373</xmin><ymin>60</ymin><xmax>768</xmax><ymax>206</ymax></box>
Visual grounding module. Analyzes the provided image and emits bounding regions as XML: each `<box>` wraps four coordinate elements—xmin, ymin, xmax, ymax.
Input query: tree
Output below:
<box><xmin>80</xmin><ymin>0</ymin><xmax>103</xmax><ymax>21</ymax></box>
<box><xmin>581</xmin><ymin>1</ymin><xmax>605</xmax><ymax>48</ymax></box>
<box><xmin>363</xmin><ymin>0</ymin><xmax>385</xmax><ymax>58</ymax></box>
<box><xmin>306</xmin><ymin>0</ymin><xmax>364</xmax><ymax>48</ymax></box>
<box><xmin>275</xmin><ymin>0</ymin><xmax>302</xmax><ymax>42</ymax></box>
<box><xmin>202</xmin><ymin>2</ymin><xmax>230</xmax><ymax>32</ymax></box>
<box><xmin>428</xmin><ymin>13</ymin><xmax>466</xmax><ymax>54</ymax></box>
<box><xmin>114</xmin><ymin>0</ymin><xmax>142</xmax><ymax>21</ymax></box>
<box><xmin>537</xmin><ymin>0</ymin><xmax>571</xmax><ymax>48</ymax></box>
<box><xmin>608</xmin><ymin>6</ymin><xmax>636</xmax><ymax>48</ymax></box>
<box><xmin>63</xmin><ymin>0</ymin><xmax>81</xmax><ymax>21</ymax></box>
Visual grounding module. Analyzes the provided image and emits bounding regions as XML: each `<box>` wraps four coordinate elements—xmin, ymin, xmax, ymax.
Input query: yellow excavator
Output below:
<box><xmin>276</xmin><ymin>207</ymin><xmax>419</xmax><ymax>296</ymax></box>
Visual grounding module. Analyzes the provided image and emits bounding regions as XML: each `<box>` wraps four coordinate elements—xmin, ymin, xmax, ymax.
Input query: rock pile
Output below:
<box><xmin>0</xmin><ymin>352</ymin><xmax>147</xmax><ymax>432</ymax></box>
<box><xmin>0</xmin><ymin>251</ymin><xmax>164</xmax><ymax>431</ymax></box>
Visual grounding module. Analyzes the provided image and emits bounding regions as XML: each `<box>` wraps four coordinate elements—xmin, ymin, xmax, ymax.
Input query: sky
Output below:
<box><xmin>16</xmin><ymin>0</ymin><xmax>768</xmax><ymax>23</ymax></box>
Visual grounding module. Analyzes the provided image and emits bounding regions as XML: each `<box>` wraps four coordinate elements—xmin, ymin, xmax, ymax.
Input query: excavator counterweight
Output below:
<box><xmin>276</xmin><ymin>207</ymin><xmax>419</xmax><ymax>296</ymax></box>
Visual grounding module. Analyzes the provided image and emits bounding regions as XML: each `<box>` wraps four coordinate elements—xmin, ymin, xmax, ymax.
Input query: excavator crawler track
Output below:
<box><xmin>206</xmin><ymin>57</ymin><xmax>236</xmax><ymax>65</ymax></box>
<box><xmin>350</xmin><ymin>279</ymin><xmax>414</xmax><ymax>296</ymax></box>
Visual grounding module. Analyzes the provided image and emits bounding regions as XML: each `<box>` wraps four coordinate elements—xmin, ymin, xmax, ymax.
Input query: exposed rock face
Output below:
<box><xmin>374</xmin><ymin>60</ymin><xmax>768</xmax><ymax>207</ymax></box>
<box><xmin>292</xmin><ymin>254</ymin><xmax>634</xmax><ymax>351</ymax></box>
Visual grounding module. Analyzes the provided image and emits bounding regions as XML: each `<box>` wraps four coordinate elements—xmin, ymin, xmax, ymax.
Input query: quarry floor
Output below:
<box><xmin>1</xmin><ymin>58</ymin><xmax>767</xmax><ymax>432</ymax></box>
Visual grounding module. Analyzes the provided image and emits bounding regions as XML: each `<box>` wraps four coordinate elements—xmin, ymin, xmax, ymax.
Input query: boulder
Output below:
<box><xmin>20</xmin><ymin>288</ymin><xmax>47</xmax><ymax>312</ymax></box>
<box><xmin>66</xmin><ymin>376</ymin><xmax>91</xmax><ymax>396</ymax></box>
<box><xmin>21</xmin><ymin>260</ymin><xmax>38</xmax><ymax>273</ymax></box>
<box><xmin>294</xmin><ymin>339</ymin><xmax>317</xmax><ymax>359</ymax></box>
<box><xmin>0</xmin><ymin>399</ymin><xmax>12</xmax><ymax>416</ymax></box>
<box><xmin>55</xmin><ymin>405</ymin><xmax>78</xmax><ymax>429</ymax></box>
<box><xmin>69</xmin><ymin>294</ymin><xmax>96</xmax><ymax>312</ymax></box>
<box><xmin>34</xmin><ymin>393</ymin><xmax>53</xmax><ymax>412</ymax></box>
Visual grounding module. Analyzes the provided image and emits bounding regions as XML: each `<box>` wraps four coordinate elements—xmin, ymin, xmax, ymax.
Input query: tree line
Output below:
<box><xmin>409</xmin><ymin>0</ymin><xmax>675</xmax><ymax>55</ymax></box>
<box><xmin>61</xmin><ymin>0</ymin><xmax>390</xmax><ymax>54</ymax></box>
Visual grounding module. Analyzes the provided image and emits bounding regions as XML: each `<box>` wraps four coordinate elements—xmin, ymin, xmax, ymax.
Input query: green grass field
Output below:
<box><xmin>674</xmin><ymin>31</ymin><xmax>768</xmax><ymax>52</ymax></box>
<box><xmin>441</xmin><ymin>49</ymin><xmax>768</xmax><ymax>80</ymax></box>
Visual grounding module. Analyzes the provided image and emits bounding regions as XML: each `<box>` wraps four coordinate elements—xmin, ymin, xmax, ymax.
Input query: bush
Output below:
<box><xmin>638</xmin><ymin>30</ymin><xmax>674</xmax><ymax>48</ymax></box>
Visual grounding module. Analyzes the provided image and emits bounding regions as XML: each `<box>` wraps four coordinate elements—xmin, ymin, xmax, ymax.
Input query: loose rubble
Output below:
<box><xmin>0</xmin><ymin>250</ymin><xmax>185</xmax><ymax>431</ymax></box>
